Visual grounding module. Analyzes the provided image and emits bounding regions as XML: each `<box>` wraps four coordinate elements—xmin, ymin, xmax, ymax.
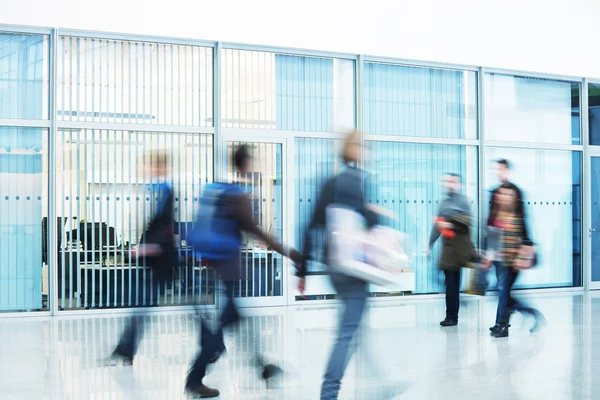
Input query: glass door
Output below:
<box><xmin>590</xmin><ymin>156</ymin><xmax>600</xmax><ymax>289</ymax></box>
<box><xmin>220</xmin><ymin>137</ymin><xmax>287</xmax><ymax>306</ymax></box>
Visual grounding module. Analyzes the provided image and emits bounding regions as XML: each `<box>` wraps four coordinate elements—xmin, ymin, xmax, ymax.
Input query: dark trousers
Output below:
<box><xmin>114</xmin><ymin>277</ymin><xmax>170</xmax><ymax>359</ymax></box>
<box><xmin>186</xmin><ymin>280</ymin><xmax>241</xmax><ymax>387</ymax></box>
<box><xmin>495</xmin><ymin>267</ymin><xmax>536</xmax><ymax>325</ymax></box>
<box><xmin>444</xmin><ymin>270</ymin><xmax>461</xmax><ymax>321</ymax></box>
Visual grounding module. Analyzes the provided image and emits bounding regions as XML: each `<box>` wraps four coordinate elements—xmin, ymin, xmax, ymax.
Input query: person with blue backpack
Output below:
<box><xmin>184</xmin><ymin>145</ymin><xmax>303</xmax><ymax>398</ymax></box>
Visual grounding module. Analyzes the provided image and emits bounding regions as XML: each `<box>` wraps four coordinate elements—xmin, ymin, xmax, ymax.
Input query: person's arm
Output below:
<box><xmin>429</xmin><ymin>202</ymin><xmax>442</xmax><ymax>248</ymax></box>
<box><xmin>298</xmin><ymin>179</ymin><xmax>335</xmax><ymax>277</ymax></box>
<box><xmin>517</xmin><ymin>187</ymin><xmax>532</xmax><ymax>245</ymax></box>
<box><xmin>233</xmin><ymin>194</ymin><xmax>288</xmax><ymax>256</ymax></box>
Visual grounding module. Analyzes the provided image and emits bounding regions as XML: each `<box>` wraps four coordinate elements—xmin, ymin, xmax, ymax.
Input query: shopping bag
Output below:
<box><xmin>465</xmin><ymin>264</ymin><xmax>489</xmax><ymax>296</ymax></box>
<box><xmin>326</xmin><ymin>206</ymin><xmax>411</xmax><ymax>287</ymax></box>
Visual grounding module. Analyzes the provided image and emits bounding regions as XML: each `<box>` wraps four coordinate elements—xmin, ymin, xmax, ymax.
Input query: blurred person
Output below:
<box><xmin>427</xmin><ymin>173</ymin><xmax>474</xmax><ymax>327</ymax></box>
<box><xmin>485</xmin><ymin>183</ymin><xmax>546</xmax><ymax>338</ymax></box>
<box><xmin>300</xmin><ymin>130</ymin><xmax>378</xmax><ymax>400</ymax></box>
<box><xmin>111</xmin><ymin>151</ymin><xmax>178</xmax><ymax>364</ymax></box>
<box><xmin>487</xmin><ymin>159</ymin><xmax>530</xmax><ymax>284</ymax></box>
<box><xmin>184</xmin><ymin>145</ymin><xmax>303</xmax><ymax>398</ymax></box>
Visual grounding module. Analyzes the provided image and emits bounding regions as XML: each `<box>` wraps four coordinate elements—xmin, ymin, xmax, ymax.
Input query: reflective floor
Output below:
<box><xmin>0</xmin><ymin>292</ymin><xmax>598</xmax><ymax>399</ymax></box>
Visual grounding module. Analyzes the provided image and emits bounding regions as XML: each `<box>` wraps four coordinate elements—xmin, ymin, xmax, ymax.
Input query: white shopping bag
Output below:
<box><xmin>326</xmin><ymin>206</ymin><xmax>411</xmax><ymax>288</ymax></box>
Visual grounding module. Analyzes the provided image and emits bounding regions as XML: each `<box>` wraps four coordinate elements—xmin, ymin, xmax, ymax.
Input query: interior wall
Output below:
<box><xmin>2</xmin><ymin>0</ymin><xmax>599</xmax><ymax>78</ymax></box>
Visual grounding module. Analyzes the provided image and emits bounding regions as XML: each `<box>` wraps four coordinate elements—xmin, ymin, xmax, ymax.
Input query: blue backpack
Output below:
<box><xmin>188</xmin><ymin>183</ymin><xmax>242</xmax><ymax>260</ymax></box>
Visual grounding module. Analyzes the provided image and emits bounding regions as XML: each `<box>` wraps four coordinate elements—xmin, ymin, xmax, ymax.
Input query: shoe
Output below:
<box><xmin>530</xmin><ymin>311</ymin><xmax>547</xmax><ymax>333</ymax></box>
<box><xmin>185</xmin><ymin>383</ymin><xmax>220</xmax><ymax>398</ymax></box>
<box><xmin>489</xmin><ymin>324</ymin><xmax>501</xmax><ymax>334</ymax></box>
<box><xmin>262</xmin><ymin>364</ymin><xmax>284</xmax><ymax>389</ymax></box>
<box><xmin>110</xmin><ymin>348</ymin><xmax>133</xmax><ymax>366</ymax></box>
<box><xmin>440</xmin><ymin>319</ymin><xmax>458</xmax><ymax>327</ymax></box>
<box><xmin>491</xmin><ymin>324</ymin><xmax>510</xmax><ymax>338</ymax></box>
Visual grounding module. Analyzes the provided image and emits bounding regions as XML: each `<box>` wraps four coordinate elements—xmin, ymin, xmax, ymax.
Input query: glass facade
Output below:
<box><xmin>0</xmin><ymin>26</ymin><xmax>593</xmax><ymax>314</ymax></box>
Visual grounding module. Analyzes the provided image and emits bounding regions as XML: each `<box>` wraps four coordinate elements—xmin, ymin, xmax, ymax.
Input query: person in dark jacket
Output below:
<box><xmin>427</xmin><ymin>173</ymin><xmax>474</xmax><ymax>327</ymax></box>
<box><xmin>301</xmin><ymin>130</ymin><xmax>378</xmax><ymax>400</ymax></box>
<box><xmin>184</xmin><ymin>145</ymin><xmax>303</xmax><ymax>398</ymax></box>
<box><xmin>487</xmin><ymin>159</ymin><xmax>530</xmax><ymax>283</ymax></box>
<box><xmin>111</xmin><ymin>151</ymin><xmax>179</xmax><ymax>364</ymax></box>
<box><xmin>486</xmin><ymin>183</ymin><xmax>546</xmax><ymax>338</ymax></box>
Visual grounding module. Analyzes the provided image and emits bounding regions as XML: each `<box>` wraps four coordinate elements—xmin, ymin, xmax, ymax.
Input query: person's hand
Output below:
<box><xmin>436</xmin><ymin>221</ymin><xmax>453</xmax><ymax>230</ymax></box>
<box><xmin>481</xmin><ymin>258</ymin><xmax>492</xmax><ymax>270</ymax></box>
<box><xmin>134</xmin><ymin>244</ymin><xmax>163</xmax><ymax>257</ymax></box>
<box><xmin>297</xmin><ymin>277</ymin><xmax>306</xmax><ymax>294</ymax></box>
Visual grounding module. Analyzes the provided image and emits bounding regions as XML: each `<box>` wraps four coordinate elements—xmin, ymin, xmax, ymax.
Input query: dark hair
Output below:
<box><xmin>234</xmin><ymin>145</ymin><xmax>251</xmax><ymax>171</ymax></box>
<box><xmin>496</xmin><ymin>159</ymin><xmax>511</xmax><ymax>169</ymax></box>
<box><xmin>444</xmin><ymin>172</ymin><xmax>462</xmax><ymax>182</ymax></box>
<box><xmin>498</xmin><ymin>182</ymin><xmax>523</xmax><ymax>205</ymax></box>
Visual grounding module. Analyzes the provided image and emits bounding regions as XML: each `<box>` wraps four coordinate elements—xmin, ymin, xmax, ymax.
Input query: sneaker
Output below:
<box><xmin>530</xmin><ymin>311</ymin><xmax>547</xmax><ymax>333</ymax></box>
<box><xmin>440</xmin><ymin>319</ymin><xmax>458</xmax><ymax>327</ymax></box>
<box><xmin>491</xmin><ymin>324</ymin><xmax>509</xmax><ymax>338</ymax></box>
<box><xmin>109</xmin><ymin>348</ymin><xmax>133</xmax><ymax>366</ymax></box>
<box><xmin>185</xmin><ymin>383</ymin><xmax>220</xmax><ymax>398</ymax></box>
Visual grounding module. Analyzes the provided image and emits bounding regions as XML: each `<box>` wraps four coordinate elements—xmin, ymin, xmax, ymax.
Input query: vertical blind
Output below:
<box><xmin>364</xmin><ymin>63</ymin><xmax>477</xmax><ymax>139</ymax></box>
<box><xmin>56</xmin><ymin>130</ymin><xmax>214</xmax><ymax>309</ymax></box>
<box><xmin>57</xmin><ymin>36</ymin><xmax>213</xmax><ymax>126</ymax></box>
<box><xmin>365</xmin><ymin>142</ymin><xmax>478</xmax><ymax>294</ymax></box>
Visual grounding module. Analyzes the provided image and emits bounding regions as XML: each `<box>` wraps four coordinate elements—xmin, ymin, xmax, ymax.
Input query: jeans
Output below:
<box><xmin>114</xmin><ymin>278</ymin><xmax>170</xmax><ymax>359</ymax></box>
<box><xmin>186</xmin><ymin>280</ymin><xmax>240</xmax><ymax>387</ymax></box>
<box><xmin>444</xmin><ymin>270</ymin><xmax>461</xmax><ymax>321</ymax></box>
<box><xmin>320</xmin><ymin>274</ymin><xmax>368</xmax><ymax>400</ymax></box>
<box><xmin>495</xmin><ymin>267</ymin><xmax>536</xmax><ymax>325</ymax></box>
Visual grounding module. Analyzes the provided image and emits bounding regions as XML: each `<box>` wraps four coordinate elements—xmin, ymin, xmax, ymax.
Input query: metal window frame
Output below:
<box><xmin>0</xmin><ymin>22</ymin><xmax>594</xmax><ymax>316</ymax></box>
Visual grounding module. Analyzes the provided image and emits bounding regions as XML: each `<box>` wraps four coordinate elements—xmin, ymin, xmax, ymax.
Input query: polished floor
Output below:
<box><xmin>0</xmin><ymin>291</ymin><xmax>598</xmax><ymax>399</ymax></box>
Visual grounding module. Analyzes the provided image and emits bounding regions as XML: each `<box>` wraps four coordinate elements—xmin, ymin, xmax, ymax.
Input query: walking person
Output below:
<box><xmin>111</xmin><ymin>151</ymin><xmax>179</xmax><ymax>365</ymax></box>
<box><xmin>486</xmin><ymin>183</ymin><xmax>546</xmax><ymax>338</ymax></box>
<box><xmin>301</xmin><ymin>130</ymin><xmax>377</xmax><ymax>400</ymax></box>
<box><xmin>427</xmin><ymin>173</ymin><xmax>474</xmax><ymax>327</ymax></box>
<box><xmin>184</xmin><ymin>145</ymin><xmax>303</xmax><ymax>398</ymax></box>
<box><xmin>487</xmin><ymin>159</ymin><xmax>530</xmax><ymax>284</ymax></box>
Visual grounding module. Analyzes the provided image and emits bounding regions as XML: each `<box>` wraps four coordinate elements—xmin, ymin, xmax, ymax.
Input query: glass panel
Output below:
<box><xmin>227</xmin><ymin>141</ymin><xmax>283</xmax><ymax>298</ymax></box>
<box><xmin>591</xmin><ymin>157</ymin><xmax>600</xmax><ymax>282</ymax></box>
<box><xmin>0</xmin><ymin>34</ymin><xmax>48</xmax><ymax>119</ymax></box>
<box><xmin>484</xmin><ymin>74</ymin><xmax>580</xmax><ymax>145</ymax></box>
<box><xmin>0</xmin><ymin>127</ymin><xmax>47</xmax><ymax>311</ymax></box>
<box><xmin>57</xmin><ymin>37</ymin><xmax>213</xmax><ymax>126</ymax></box>
<box><xmin>56</xmin><ymin>129</ymin><xmax>214</xmax><ymax>310</ymax></box>
<box><xmin>222</xmin><ymin>50</ymin><xmax>355</xmax><ymax>132</ymax></box>
<box><xmin>588</xmin><ymin>83</ymin><xmax>600</xmax><ymax>146</ymax></box>
<box><xmin>485</xmin><ymin>148</ymin><xmax>581</xmax><ymax>288</ymax></box>
<box><xmin>363</xmin><ymin>63</ymin><xmax>477</xmax><ymax>138</ymax></box>
<box><xmin>365</xmin><ymin>142</ymin><xmax>479</xmax><ymax>294</ymax></box>
<box><xmin>294</xmin><ymin>138</ymin><xmax>344</xmax><ymax>273</ymax></box>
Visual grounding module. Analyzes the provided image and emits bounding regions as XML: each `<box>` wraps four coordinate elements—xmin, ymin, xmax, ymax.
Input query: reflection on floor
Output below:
<box><xmin>0</xmin><ymin>292</ymin><xmax>597</xmax><ymax>399</ymax></box>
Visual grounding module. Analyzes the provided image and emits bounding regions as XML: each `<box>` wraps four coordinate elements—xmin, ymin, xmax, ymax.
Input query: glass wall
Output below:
<box><xmin>222</xmin><ymin>49</ymin><xmax>355</xmax><ymax>131</ymax></box>
<box><xmin>0</xmin><ymin>26</ymin><xmax>592</xmax><ymax>313</ymax></box>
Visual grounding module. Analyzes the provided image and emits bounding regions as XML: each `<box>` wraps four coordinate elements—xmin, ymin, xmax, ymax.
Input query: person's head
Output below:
<box><xmin>442</xmin><ymin>173</ymin><xmax>461</xmax><ymax>194</ymax></box>
<box><xmin>496</xmin><ymin>159</ymin><xmax>511</xmax><ymax>183</ymax></box>
<box><xmin>149</xmin><ymin>151</ymin><xmax>170</xmax><ymax>179</ymax></box>
<box><xmin>234</xmin><ymin>144</ymin><xmax>252</xmax><ymax>174</ymax></box>
<box><xmin>342</xmin><ymin>130</ymin><xmax>363</xmax><ymax>165</ymax></box>
<box><xmin>497</xmin><ymin>182</ymin><xmax>519</xmax><ymax>210</ymax></box>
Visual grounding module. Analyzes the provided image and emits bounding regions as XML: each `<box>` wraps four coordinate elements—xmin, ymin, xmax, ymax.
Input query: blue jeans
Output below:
<box><xmin>495</xmin><ymin>267</ymin><xmax>535</xmax><ymax>325</ymax></box>
<box><xmin>320</xmin><ymin>274</ymin><xmax>368</xmax><ymax>400</ymax></box>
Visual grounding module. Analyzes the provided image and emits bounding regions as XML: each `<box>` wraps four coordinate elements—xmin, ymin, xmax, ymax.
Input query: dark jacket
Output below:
<box><xmin>301</xmin><ymin>166</ymin><xmax>378</xmax><ymax>279</ymax></box>
<box><xmin>487</xmin><ymin>182</ymin><xmax>531</xmax><ymax>246</ymax></box>
<box><xmin>429</xmin><ymin>192</ymin><xmax>474</xmax><ymax>271</ymax></box>
<box><xmin>141</xmin><ymin>183</ymin><xmax>179</xmax><ymax>282</ymax></box>
<box><xmin>210</xmin><ymin>183</ymin><xmax>287</xmax><ymax>281</ymax></box>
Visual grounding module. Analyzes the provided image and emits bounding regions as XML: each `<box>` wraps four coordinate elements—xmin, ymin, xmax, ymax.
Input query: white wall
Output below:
<box><xmin>1</xmin><ymin>0</ymin><xmax>599</xmax><ymax>78</ymax></box>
